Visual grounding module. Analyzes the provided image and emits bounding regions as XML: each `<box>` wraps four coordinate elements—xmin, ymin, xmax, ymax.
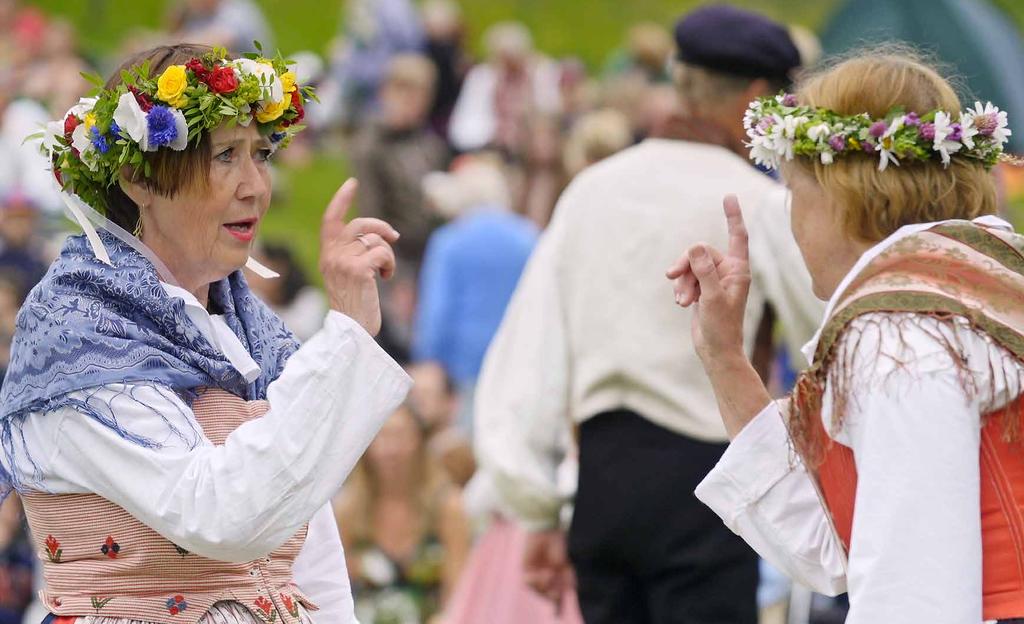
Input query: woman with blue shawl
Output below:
<box><xmin>0</xmin><ymin>44</ymin><xmax>411</xmax><ymax>624</ymax></box>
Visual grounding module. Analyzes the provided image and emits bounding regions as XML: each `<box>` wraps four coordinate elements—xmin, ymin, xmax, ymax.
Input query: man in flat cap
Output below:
<box><xmin>474</xmin><ymin>5</ymin><xmax>824</xmax><ymax>623</ymax></box>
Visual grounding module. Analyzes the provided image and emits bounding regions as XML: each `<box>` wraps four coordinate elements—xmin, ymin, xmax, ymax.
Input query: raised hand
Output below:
<box><xmin>665</xmin><ymin>194</ymin><xmax>752</xmax><ymax>364</ymax></box>
<box><xmin>319</xmin><ymin>179</ymin><xmax>400</xmax><ymax>335</ymax></box>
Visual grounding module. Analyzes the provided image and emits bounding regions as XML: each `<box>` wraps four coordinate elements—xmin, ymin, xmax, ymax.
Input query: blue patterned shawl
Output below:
<box><xmin>0</xmin><ymin>232</ymin><xmax>299</xmax><ymax>493</ymax></box>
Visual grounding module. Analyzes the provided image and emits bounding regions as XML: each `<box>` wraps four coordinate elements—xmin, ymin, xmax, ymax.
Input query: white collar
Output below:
<box><xmin>800</xmin><ymin>214</ymin><xmax>1014</xmax><ymax>365</ymax></box>
<box><xmin>160</xmin><ymin>282</ymin><xmax>262</xmax><ymax>383</ymax></box>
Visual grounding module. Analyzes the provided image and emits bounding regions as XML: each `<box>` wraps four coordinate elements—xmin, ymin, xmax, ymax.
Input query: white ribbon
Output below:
<box><xmin>60</xmin><ymin>190</ymin><xmax>179</xmax><ymax>285</ymax></box>
<box><xmin>60</xmin><ymin>192</ymin><xmax>112</xmax><ymax>266</ymax></box>
<box><xmin>245</xmin><ymin>256</ymin><xmax>280</xmax><ymax>279</ymax></box>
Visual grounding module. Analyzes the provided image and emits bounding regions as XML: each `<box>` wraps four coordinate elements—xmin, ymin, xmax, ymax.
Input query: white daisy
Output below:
<box><xmin>769</xmin><ymin>114</ymin><xmax>807</xmax><ymax>162</ymax></box>
<box><xmin>932</xmin><ymin>111</ymin><xmax>962</xmax><ymax>166</ymax></box>
<box><xmin>748</xmin><ymin>134</ymin><xmax>779</xmax><ymax>169</ymax></box>
<box><xmin>876</xmin><ymin>117</ymin><xmax>904</xmax><ymax>171</ymax></box>
<box><xmin>807</xmin><ymin>123</ymin><xmax>831</xmax><ymax>143</ymax></box>
<box><xmin>957</xmin><ymin>113</ymin><xmax>978</xmax><ymax>150</ymax></box>
<box><xmin>965</xmin><ymin>101</ymin><xmax>1012</xmax><ymax>146</ymax></box>
<box><xmin>742</xmin><ymin>100</ymin><xmax>762</xmax><ymax>130</ymax></box>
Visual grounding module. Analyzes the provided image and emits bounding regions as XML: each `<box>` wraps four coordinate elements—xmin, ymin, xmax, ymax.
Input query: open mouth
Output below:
<box><xmin>224</xmin><ymin>218</ymin><xmax>258</xmax><ymax>242</ymax></box>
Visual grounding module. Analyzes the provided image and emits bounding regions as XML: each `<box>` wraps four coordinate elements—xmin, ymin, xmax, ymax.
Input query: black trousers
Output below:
<box><xmin>568</xmin><ymin>410</ymin><xmax>759</xmax><ymax>624</ymax></box>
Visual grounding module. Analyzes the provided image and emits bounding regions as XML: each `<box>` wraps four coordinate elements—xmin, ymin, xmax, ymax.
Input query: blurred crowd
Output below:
<box><xmin>0</xmin><ymin>1</ymin><xmax>951</xmax><ymax>624</ymax></box>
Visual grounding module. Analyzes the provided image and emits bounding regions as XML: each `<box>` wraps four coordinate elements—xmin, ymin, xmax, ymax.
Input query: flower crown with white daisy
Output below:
<box><xmin>38</xmin><ymin>44</ymin><xmax>313</xmax><ymax>214</ymax></box>
<box><xmin>744</xmin><ymin>93</ymin><xmax>1013</xmax><ymax>172</ymax></box>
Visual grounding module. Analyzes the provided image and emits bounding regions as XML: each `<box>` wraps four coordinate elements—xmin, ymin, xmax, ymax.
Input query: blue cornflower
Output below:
<box><xmin>110</xmin><ymin>121</ymin><xmax>121</xmax><ymax>138</ymax></box>
<box><xmin>146</xmin><ymin>106</ymin><xmax>178</xmax><ymax>148</ymax></box>
<box><xmin>89</xmin><ymin>126</ymin><xmax>110</xmax><ymax>154</ymax></box>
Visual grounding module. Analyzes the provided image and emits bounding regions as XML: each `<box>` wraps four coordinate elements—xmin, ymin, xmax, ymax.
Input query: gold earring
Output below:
<box><xmin>133</xmin><ymin>206</ymin><xmax>144</xmax><ymax>238</ymax></box>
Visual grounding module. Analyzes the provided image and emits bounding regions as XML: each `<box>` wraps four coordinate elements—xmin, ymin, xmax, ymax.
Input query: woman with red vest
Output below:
<box><xmin>667</xmin><ymin>49</ymin><xmax>1024</xmax><ymax>623</ymax></box>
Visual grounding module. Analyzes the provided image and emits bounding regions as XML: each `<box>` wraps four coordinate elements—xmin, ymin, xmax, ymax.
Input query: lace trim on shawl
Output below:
<box><xmin>788</xmin><ymin>222</ymin><xmax>1024</xmax><ymax>467</ymax></box>
<box><xmin>0</xmin><ymin>232</ymin><xmax>298</xmax><ymax>501</ymax></box>
<box><xmin>1</xmin><ymin>384</ymin><xmax>202</xmax><ymax>495</ymax></box>
<box><xmin>789</xmin><ymin>309</ymin><xmax>1024</xmax><ymax>467</ymax></box>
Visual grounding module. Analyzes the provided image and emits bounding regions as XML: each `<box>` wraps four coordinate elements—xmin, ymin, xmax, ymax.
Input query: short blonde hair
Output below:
<box><xmin>789</xmin><ymin>48</ymin><xmax>997</xmax><ymax>243</ymax></box>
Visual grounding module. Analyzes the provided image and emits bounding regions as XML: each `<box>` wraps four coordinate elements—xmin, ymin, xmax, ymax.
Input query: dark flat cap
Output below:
<box><xmin>674</xmin><ymin>4</ymin><xmax>800</xmax><ymax>80</ymax></box>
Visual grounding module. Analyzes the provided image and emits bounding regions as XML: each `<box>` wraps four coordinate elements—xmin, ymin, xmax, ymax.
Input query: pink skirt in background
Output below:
<box><xmin>444</xmin><ymin>518</ymin><xmax>584</xmax><ymax>624</ymax></box>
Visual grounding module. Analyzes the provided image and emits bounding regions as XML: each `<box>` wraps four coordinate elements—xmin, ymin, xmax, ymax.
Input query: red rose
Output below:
<box><xmin>291</xmin><ymin>90</ymin><xmax>304</xmax><ymax>123</ymax></box>
<box><xmin>206</xmin><ymin>66</ymin><xmax>238</xmax><ymax>94</ymax></box>
<box><xmin>128</xmin><ymin>86</ymin><xmax>153</xmax><ymax>112</ymax></box>
<box><xmin>186</xmin><ymin>57</ymin><xmax>210</xmax><ymax>80</ymax></box>
<box><xmin>63</xmin><ymin>115</ymin><xmax>80</xmax><ymax>139</ymax></box>
<box><xmin>281</xmin><ymin>90</ymin><xmax>304</xmax><ymax>127</ymax></box>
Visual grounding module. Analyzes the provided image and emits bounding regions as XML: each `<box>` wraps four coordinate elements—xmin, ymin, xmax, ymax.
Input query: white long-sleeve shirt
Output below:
<box><xmin>473</xmin><ymin>140</ymin><xmax>825</xmax><ymax>530</ymax></box>
<box><xmin>695</xmin><ymin>216</ymin><xmax>1023</xmax><ymax>624</ymax></box>
<box><xmin>4</xmin><ymin>283</ymin><xmax>412</xmax><ymax>623</ymax></box>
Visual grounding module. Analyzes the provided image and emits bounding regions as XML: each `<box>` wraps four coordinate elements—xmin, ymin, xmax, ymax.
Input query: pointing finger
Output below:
<box><xmin>723</xmin><ymin>194</ymin><xmax>749</xmax><ymax>262</ymax></box>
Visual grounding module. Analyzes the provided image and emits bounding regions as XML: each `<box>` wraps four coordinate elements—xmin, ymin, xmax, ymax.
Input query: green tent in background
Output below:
<box><xmin>820</xmin><ymin>0</ymin><xmax>1024</xmax><ymax>153</ymax></box>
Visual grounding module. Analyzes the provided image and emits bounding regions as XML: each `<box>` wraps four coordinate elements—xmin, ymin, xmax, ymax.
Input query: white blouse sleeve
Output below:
<box><xmin>833</xmin><ymin>315</ymin><xmax>1001</xmax><ymax>624</ymax></box>
<box><xmin>694</xmin><ymin>400</ymin><xmax>848</xmax><ymax>596</ymax></box>
<box><xmin>6</xmin><ymin>311</ymin><xmax>412</xmax><ymax>563</ymax></box>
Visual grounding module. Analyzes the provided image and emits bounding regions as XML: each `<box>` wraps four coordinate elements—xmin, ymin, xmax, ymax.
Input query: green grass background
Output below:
<box><xmin>28</xmin><ymin>0</ymin><xmax>1024</xmax><ymax>277</ymax></box>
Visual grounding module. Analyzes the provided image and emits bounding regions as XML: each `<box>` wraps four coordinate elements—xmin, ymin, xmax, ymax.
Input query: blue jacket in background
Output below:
<box><xmin>413</xmin><ymin>208</ymin><xmax>538</xmax><ymax>386</ymax></box>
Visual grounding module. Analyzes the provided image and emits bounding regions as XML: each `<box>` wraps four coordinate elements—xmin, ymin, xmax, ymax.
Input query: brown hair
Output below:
<box><xmin>788</xmin><ymin>47</ymin><xmax>997</xmax><ymax>243</ymax></box>
<box><xmin>99</xmin><ymin>44</ymin><xmax>214</xmax><ymax>231</ymax></box>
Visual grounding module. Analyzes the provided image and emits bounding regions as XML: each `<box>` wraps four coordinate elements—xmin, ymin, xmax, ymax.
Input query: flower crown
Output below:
<box><xmin>38</xmin><ymin>45</ymin><xmax>313</xmax><ymax>213</ymax></box>
<box><xmin>744</xmin><ymin>93</ymin><xmax>1012</xmax><ymax>172</ymax></box>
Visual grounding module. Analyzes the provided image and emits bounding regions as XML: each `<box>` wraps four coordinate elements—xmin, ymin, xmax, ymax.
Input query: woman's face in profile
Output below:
<box><xmin>140</xmin><ymin>123</ymin><xmax>273</xmax><ymax>289</ymax></box>
<box><xmin>783</xmin><ymin>165</ymin><xmax>864</xmax><ymax>301</ymax></box>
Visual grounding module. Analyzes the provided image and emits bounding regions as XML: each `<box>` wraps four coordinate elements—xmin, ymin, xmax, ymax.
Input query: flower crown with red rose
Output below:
<box><xmin>37</xmin><ymin>45</ymin><xmax>313</xmax><ymax>214</ymax></box>
<box><xmin>744</xmin><ymin>93</ymin><xmax>1014</xmax><ymax>172</ymax></box>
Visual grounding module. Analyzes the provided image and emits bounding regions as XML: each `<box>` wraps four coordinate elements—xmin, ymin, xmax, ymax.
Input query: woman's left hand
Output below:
<box><xmin>666</xmin><ymin>195</ymin><xmax>751</xmax><ymax>365</ymax></box>
<box><xmin>666</xmin><ymin>195</ymin><xmax>772</xmax><ymax>439</ymax></box>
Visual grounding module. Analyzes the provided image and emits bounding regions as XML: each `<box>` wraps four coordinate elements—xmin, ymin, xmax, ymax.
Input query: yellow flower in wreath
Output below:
<box><xmin>280</xmin><ymin>71</ymin><xmax>297</xmax><ymax>95</ymax></box>
<box><xmin>256</xmin><ymin>96</ymin><xmax>288</xmax><ymax>123</ymax></box>
<box><xmin>157</xmin><ymin>65</ymin><xmax>188</xmax><ymax>104</ymax></box>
